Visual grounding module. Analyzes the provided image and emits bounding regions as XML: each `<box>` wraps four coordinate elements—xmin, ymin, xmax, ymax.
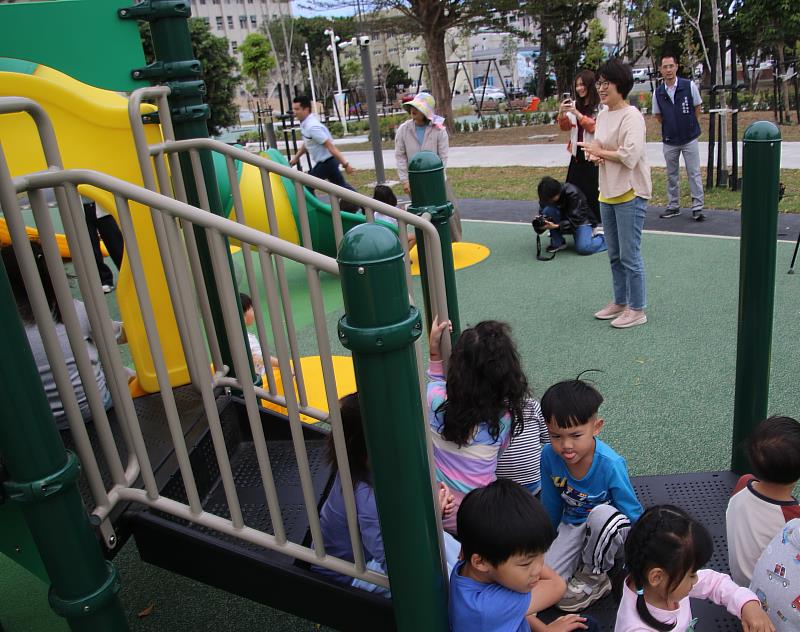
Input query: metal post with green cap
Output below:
<box><xmin>0</xmin><ymin>257</ymin><xmax>129</xmax><ymax>631</ymax></box>
<box><xmin>119</xmin><ymin>0</ymin><xmax>254</xmax><ymax>381</ymax></box>
<box><xmin>731</xmin><ymin>121</ymin><xmax>782</xmax><ymax>473</ymax></box>
<box><xmin>407</xmin><ymin>150</ymin><xmax>461</xmax><ymax>343</ymax></box>
<box><xmin>337</xmin><ymin>223</ymin><xmax>449</xmax><ymax>632</ymax></box>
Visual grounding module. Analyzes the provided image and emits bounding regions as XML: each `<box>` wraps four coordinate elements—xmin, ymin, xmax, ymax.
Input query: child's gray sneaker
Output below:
<box><xmin>557</xmin><ymin>568</ymin><xmax>612</xmax><ymax>612</ymax></box>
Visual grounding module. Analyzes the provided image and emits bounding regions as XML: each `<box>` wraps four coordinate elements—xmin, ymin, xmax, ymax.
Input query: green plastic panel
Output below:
<box><xmin>0</xmin><ymin>0</ymin><xmax>146</xmax><ymax>92</ymax></box>
<box><xmin>0</xmin><ymin>500</ymin><xmax>49</xmax><ymax>583</ymax></box>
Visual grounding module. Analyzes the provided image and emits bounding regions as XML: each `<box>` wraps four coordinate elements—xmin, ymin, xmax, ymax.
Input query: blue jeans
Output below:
<box><xmin>600</xmin><ymin>196</ymin><xmax>647</xmax><ymax>310</ymax></box>
<box><xmin>541</xmin><ymin>205</ymin><xmax>607</xmax><ymax>255</ymax></box>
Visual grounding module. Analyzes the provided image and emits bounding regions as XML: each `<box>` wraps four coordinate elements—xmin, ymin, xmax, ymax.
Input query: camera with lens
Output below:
<box><xmin>532</xmin><ymin>214</ymin><xmax>550</xmax><ymax>234</ymax></box>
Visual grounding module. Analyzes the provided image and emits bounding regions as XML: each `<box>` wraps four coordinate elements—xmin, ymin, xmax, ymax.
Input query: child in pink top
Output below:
<box><xmin>427</xmin><ymin>318</ymin><xmax>529</xmax><ymax>534</ymax></box>
<box><xmin>615</xmin><ymin>505</ymin><xmax>773</xmax><ymax>632</ymax></box>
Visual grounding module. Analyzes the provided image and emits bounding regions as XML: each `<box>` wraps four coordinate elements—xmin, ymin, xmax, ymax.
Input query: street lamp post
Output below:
<box><xmin>340</xmin><ymin>36</ymin><xmax>385</xmax><ymax>183</ymax></box>
<box><xmin>301</xmin><ymin>42</ymin><xmax>318</xmax><ymax>115</ymax></box>
<box><xmin>324</xmin><ymin>27</ymin><xmax>347</xmax><ymax>134</ymax></box>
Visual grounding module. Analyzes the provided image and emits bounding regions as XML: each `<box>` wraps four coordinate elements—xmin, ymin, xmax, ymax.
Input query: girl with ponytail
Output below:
<box><xmin>615</xmin><ymin>505</ymin><xmax>773</xmax><ymax>632</ymax></box>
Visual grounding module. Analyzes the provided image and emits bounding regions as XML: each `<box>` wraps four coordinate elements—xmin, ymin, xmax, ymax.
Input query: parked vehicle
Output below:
<box><xmin>632</xmin><ymin>67</ymin><xmax>649</xmax><ymax>83</ymax></box>
<box><xmin>468</xmin><ymin>87</ymin><xmax>507</xmax><ymax>103</ymax></box>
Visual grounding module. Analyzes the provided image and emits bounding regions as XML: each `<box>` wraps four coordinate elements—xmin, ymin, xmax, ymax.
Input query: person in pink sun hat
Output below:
<box><xmin>394</xmin><ymin>92</ymin><xmax>462</xmax><ymax>241</ymax></box>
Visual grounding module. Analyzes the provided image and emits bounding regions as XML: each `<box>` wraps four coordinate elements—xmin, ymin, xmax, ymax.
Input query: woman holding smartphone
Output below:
<box><xmin>557</xmin><ymin>70</ymin><xmax>602</xmax><ymax>226</ymax></box>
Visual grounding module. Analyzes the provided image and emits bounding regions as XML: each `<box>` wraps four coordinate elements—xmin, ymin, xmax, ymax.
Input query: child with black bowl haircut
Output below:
<box><xmin>450</xmin><ymin>478</ymin><xmax>597</xmax><ymax>632</ymax></box>
<box><xmin>726</xmin><ymin>416</ymin><xmax>800</xmax><ymax>586</ymax></box>
<box><xmin>539</xmin><ymin>379</ymin><xmax>642</xmax><ymax>613</ymax></box>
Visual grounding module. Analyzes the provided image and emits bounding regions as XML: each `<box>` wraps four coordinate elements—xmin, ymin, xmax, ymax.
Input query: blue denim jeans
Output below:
<box><xmin>600</xmin><ymin>196</ymin><xmax>647</xmax><ymax>310</ymax></box>
<box><xmin>541</xmin><ymin>205</ymin><xmax>607</xmax><ymax>255</ymax></box>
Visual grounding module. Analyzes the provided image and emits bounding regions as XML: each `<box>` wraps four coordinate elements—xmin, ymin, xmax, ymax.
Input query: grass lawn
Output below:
<box><xmin>343</xmin><ymin>111</ymin><xmax>800</xmax><ymax>150</ymax></box>
<box><xmin>347</xmin><ymin>166</ymin><xmax>800</xmax><ymax>213</ymax></box>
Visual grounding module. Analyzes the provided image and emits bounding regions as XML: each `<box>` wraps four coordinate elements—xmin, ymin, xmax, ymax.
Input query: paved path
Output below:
<box><xmin>343</xmin><ymin>141</ymin><xmax>800</xmax><ymax>169</ymax></box>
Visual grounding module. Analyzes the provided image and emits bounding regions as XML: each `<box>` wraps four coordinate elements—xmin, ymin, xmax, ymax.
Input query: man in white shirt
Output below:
<box><xmin>652</xmin><ymin>53</ymin><xmax>705</xmax><ymax>221</ymax></box>
<box><xmin>290</xmin><ymin>95</ymin><xmax>355</xmax><ymax>193</ymax></box>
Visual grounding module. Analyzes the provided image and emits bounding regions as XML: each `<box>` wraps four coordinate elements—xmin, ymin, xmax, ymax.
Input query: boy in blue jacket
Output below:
<box><xmin>539</xmin><ymin>379</ymin><xmax>642</xmax><ymax>613</ymax></box>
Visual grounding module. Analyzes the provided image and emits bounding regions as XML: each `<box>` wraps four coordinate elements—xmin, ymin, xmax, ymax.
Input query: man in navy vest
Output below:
<box><xmin>653</xmin><ymin>53</ymin><xmax>706</xmax><ymax>221</ymax></box>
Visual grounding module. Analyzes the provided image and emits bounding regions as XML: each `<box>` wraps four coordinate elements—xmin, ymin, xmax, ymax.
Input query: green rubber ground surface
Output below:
<box><xmin>3</xmin><ymin>220</ymin><xmax>800</xmax><ymax>631</ymax></box>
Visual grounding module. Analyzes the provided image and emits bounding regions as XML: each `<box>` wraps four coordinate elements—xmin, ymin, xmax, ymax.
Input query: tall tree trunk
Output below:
<box><xmin>537</xmin><ymin>14</ymin><xmax>549</xmax><ymax>98</ymax></box>
<box><xmin>777</xmin><ymin>43</ymin><xmax>792</xmax><ymax>123</ymax></box>
<box><xmin>422</xmin><ymin>26</ymin><xmax>454</xmax><ymax>133</ymax></box>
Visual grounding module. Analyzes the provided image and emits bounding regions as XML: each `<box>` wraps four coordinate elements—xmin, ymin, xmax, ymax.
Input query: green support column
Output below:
<box><xmin>337</xmin><ymin>224</ymin><xmax>448</xmax><ymax>632</ymax></box>
<box><xmin>407</xmin><ymin>151</ymin><xmax>460</xmax><ymax>343</ymax></box>
<box><xmin>0</xmin><ymin>257</ymin><xmax>128</xmax><ymax>631</ymax></box>
<box><xmin>119</xmin><ymin>1</ymin><xmax>254</xmax><ymax>381</ymax></box>
<box><xmin>732</xmin><ymin>121</ymin><xmax>782</xmax><ymax>473</ymax></box>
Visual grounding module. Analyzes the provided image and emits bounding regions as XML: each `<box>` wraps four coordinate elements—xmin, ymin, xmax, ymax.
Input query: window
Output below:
<box><xmin>232</xmin><ymin>41</ymin><xmax>238</xmax><ymax>52</ymax></box>
<box><xmin>202</xmin><ymin>16</ymin><xmax>210</xmax><ymax>25</ymax></box>
<box><xmin>199</xmin><ymin>0</ymin><xmax>205</xmax><ymax>4</ymax></box>
<box><xmin>250</xmin><ymin>15</ymin><xmax>257</xmax><ymax>26</ymax></box>
<box><xmin>239</xmin><ymin>14</ymin><xmax>247</xmax><ymax>26</ymax></box>
<box><xmin>215</xmin><ymin>15</ymin><xmax>223</xmax><ymax>28</ymax></box>
<box><xmin>248</xmin><ymin>0</ymin><xmax>254</xmax><ymax>4</ymax></box>
<box><xmin>227</xmin><ymin>15</ymin><xmax>233</xmax><ymax>27</ymax></box>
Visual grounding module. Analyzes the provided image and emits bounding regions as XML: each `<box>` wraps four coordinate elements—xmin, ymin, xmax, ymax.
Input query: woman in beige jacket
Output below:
<box><xmin>394</xmin><ymin>92</ymin><xmax>462</xmax><ymax>241</ymax></box>
<box><xmin>579</xmin><ymin>58</ymin><xmax>652</xmax><ymax>329</ymax></box>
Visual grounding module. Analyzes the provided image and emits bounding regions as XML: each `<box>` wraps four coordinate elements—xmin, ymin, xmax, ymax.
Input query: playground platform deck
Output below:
<box><xmin>3</xmin><ymin>215</ymin><xmax>800</xmax><ymax>631</ymax></box>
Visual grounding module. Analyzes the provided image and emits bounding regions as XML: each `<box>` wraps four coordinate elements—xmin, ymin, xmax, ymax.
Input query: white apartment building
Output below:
<box><xmin>189</xmin><ymin>0</ymin><xmax>291</xmax><ymax>62</ymax></box>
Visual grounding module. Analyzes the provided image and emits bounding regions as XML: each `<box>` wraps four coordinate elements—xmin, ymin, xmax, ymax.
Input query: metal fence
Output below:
<box><xmin>0</xmin><ymin>94</ymin><xmax>450</xmax><ymax>590</ymax></box>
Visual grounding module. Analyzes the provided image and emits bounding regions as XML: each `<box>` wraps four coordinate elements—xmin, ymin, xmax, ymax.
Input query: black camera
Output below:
<box><xmin>532</xmin><ymin>214</ymin><xmax>549</xmax><ymax>234</ymax></box>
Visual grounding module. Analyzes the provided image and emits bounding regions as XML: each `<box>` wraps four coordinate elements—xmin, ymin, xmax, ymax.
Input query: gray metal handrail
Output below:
<box><xmin>1</xmin><ymin>92</ymin><xmax>453</xmax><ymax>590</ymax></box>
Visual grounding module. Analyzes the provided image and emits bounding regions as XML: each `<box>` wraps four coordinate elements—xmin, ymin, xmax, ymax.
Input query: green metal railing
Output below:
<box><xmin>731</xmin><ymin>121</ymin><xmax>782</xmax><ymax>473</ymax></box>
<box><xmin>0</xmin><ymin>238</ymin><xmax>129</xmax><ymax>631</ymax></box>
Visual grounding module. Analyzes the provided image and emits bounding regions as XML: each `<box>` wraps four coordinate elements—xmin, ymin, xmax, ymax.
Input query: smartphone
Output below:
<box><xmin>562</xmin><ymin>92</ymin><xmax>572</xmax><ymax>102</ymax></box>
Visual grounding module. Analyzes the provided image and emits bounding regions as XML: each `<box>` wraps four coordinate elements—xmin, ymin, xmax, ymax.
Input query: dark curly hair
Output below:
<box><xmin>624</xmin><ymin>505</ymin><xmax>713</xmax><ymax>631</ymax></box>
<box><xmin>436</xmin><ymin>320</ymin><xmax>528</xmax><ymax>447</ymax></box>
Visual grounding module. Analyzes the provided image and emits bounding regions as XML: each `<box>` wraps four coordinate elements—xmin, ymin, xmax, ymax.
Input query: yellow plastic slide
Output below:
<box><xmin>0</xmin><ymin>63</ymin><xmax>299</xmax><ymax>392</ymax></box>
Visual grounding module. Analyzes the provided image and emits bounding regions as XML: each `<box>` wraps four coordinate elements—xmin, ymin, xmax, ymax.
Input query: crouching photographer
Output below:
<box><xmin>534</xmin><ymin>177</ymin><xmax>607</xmax><ymax>256</ymax></box>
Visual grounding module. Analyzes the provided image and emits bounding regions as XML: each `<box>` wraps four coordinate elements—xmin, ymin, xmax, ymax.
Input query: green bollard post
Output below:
<box><xmin>408</xmin><ymin>151</ymin><xmax>460</xmax><ymax>344</ymax></box>
<box><xmin>0</xmin><ymin>257</ymin><xmax>129</xmax><ymax>631</ymax></box>
<box><xmin>731</xmin><ymin>121</ymin><xmax>782</xmax><ymax>473</ymax></box>
<box><xmin>337</xmin><ymin>224</ymin><xmax>449</xmax><ymax>632</ymax></box>
<box><xmin>119</xmin><ymin>1</ymin><xmax>255</xmax><ymax>382</ymax></box>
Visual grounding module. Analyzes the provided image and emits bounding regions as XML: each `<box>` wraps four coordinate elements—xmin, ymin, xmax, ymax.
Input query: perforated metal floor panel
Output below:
<box><xmin>541</xmin><ymin>470</ymin><xmax>743</xmax><ymax>631</ymax></box>
<box><xmin>60</xmin><ymin>384</ymin><xmax>211</xmax><ymax>549</ymax></box>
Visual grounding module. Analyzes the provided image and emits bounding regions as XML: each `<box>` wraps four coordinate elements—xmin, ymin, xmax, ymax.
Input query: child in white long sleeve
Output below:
<box><xmin>615</xmin><ymin>505</ymin><xmax>773</xmax><ymax>632</ymax></box>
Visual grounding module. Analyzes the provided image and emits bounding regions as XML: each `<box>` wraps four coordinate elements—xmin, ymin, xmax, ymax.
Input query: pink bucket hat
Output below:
<box><xmin>403</xmin><ymin>92</ymin><xmax>445</xmax><ymax>129</ymax></box>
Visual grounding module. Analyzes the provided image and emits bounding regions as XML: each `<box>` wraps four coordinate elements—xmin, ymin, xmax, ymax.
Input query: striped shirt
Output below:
<box><xmin>427</xmin><ymin>360</ymin><xmax>512</xmax><ymax>533</ymax></box>
<box><xmin>495</xmin><ymin>398</ymin><xmax>550</xmax><ymax>490</ymax></box>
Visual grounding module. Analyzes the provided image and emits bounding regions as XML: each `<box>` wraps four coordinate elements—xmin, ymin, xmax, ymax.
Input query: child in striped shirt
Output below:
<box><xmin>428</xmin><ymin>317</ymin><xmax>529</xmax><ymax>534</ymax></box>
<box><xmin>496</xmin><ymin>397</ymin><xmax>551</xmax><ymax>495</ymax></box>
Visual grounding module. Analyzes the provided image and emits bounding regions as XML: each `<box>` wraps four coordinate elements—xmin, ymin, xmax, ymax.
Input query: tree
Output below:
<box><xmin>734</xmin><ymin>0</ymin><xmax>800</xmax><ymax>123</ymax></box>
<box><xmin>524</xmin><ymin>0</ymin><xmax>600</xmax><ymax>95</ymax></box>
<box><xmin>307</xmin><ymin>1</ymin><xmax>519</xmax><ymax>131</ymax></box>
<box><xmin>139</xmin><ymin>19</ymin><xmax>239</xmax><ymax>135</ymax></box>
<box><xmin>583</xmin><ymin>18</ymin><xmax>606</xmax><ymax>71</ymax></box>
<box><xmin>381</xmin><ymin>63</ymin><xmax>412</xmax><ymax>90</ymax></box>
<box><xmin>501</xmin><ymin>35</ymin><xmax>519</xmax><ymax>90</ymax></box>
<box><xmin>240</xmin><ymin>32</ymin><xmax>275</xmax><ymax>96</ymax></box>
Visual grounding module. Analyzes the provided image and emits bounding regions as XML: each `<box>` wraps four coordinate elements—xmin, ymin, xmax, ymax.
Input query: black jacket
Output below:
<box><xmin>545</xmin><ymin>183</ymin><xmax>591</xmax><ymax>233</ymax></box>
